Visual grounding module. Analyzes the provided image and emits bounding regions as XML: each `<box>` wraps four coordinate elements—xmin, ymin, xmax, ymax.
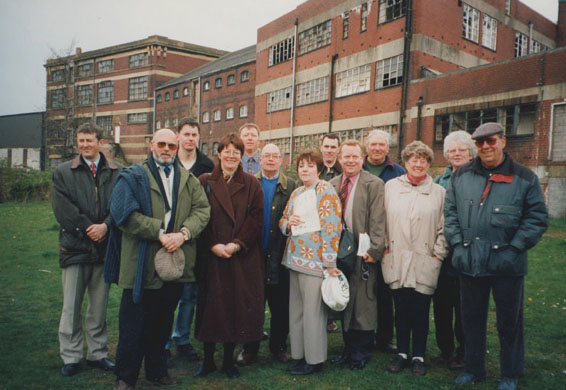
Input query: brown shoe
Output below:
<box><xmin>236</xmin><ymin>350</ymin><xmax>256</xmax><ymax>366</ymax></box>
<box><xmin>150</xmin><ymin>375</ymin><xmax>179</xmax><ymax>387</ymax></box>
<box><xmin>274</xmin><ymin>351</ymin><xmax>291</xmax><ymax>363</ymax></box>
<box><xmin>114</xmin><ymin>379</ymin><xmax>136</xmax><ymax>390</ymax></box>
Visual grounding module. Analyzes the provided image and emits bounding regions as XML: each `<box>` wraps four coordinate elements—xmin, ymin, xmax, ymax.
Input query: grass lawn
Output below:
<box><xmin>0</xmin><ymin>201</ymin><xmax>565</xmax><ymax>390</ymax></box>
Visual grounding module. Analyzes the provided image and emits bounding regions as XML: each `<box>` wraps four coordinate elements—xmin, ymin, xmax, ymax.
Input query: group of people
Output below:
<box><xmin>51</xmin><ymin>119</ymin><xmax>548</xmax><ymax>390</ymax></box>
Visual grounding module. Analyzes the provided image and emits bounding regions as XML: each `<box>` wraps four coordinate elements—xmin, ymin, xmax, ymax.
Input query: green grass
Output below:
<box><xmin>1</xmin><ymin>202</ymin><xmax>565</xmax><ymax>389</ymax></box>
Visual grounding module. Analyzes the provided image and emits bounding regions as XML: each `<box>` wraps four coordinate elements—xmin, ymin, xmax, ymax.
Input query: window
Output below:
<box><xmin>298</xmin><ymin>20</ymin><xmax>331</xmax><ymax>55</ymax></box>
<box><xmin>97</xmin><ymin>81</ymin><xmax>113</xmax><ymax>103</ymax></box>
<box><xmin>156</xmin><ymin>94</ymin><xmax>162</xmax><ymax>103</ymax></box>
<box><xmin>376</xmin><ymin>55</ymin><xmax>404</xmax><ymax>89</ymax></box>
<box><xmin>267</xmin><ymin>87</ymin><xmax>292</xmax><ymax>112</ymax></box>
<box><xmin>434</xmin><ymin>103</ymin><xmax>535</xmax><ymax>141</ymax></box>
<box><xmin>77</xmin><ymin>63</ymin><xmax>93</xmax><ymax>78</ymax></box>
<box><xmin>51</xmin><ymin>89</ymin><xmax>65</xmax><ymax>109</ymax></box>
<box><xmin>156</xmin><ymin>120</ymin><xmax>161</xmax><ymax>129</ymax></box>
<box><xmin>269</xmin><ymin>36</ymin><xmax>295</xmax><ymax>66</ymax></box>
<box><xmin>379</xmin><ymin>0</ymin><xmax>407</xmax><ymax>24</ymax></box>
<box><xmin>183</xmin><ymin>87</ymin><xmax>189</xmax><ymax>96</ymax></box>
<box><xmin>227</xmin><ymin>75</ymin><xmax>235</xmax><ymax>85</ymax></box>
<box><xmin>239</xmin><ymin>105</ymin><xmax>248</xmax><ymax>118</ymax></box>
<box><xmin>226</xmin><ymin>107</ymin><xmax>234</xmax><ymax>120</ymax></box>
<box><xmin>98</xmin><ymin>59</ymin><xmax>114</xmax><ymax>74</ymax></box>
<box><xmin>530</xmin><ymin>40</ymin><xmax>548</xmax><ymax>54</ymax></box>
<box><xmin>212</xmin><ymin>142</ymin><xmax>219</xmax><ymax>156</ymax></box>
<box><xmin>165</xmin><ymin>119</ymin><xmax>170</xmax><ymax>128</ymax></box>
<box><xmin>173</xmin><ymin>118</ymin><xmax>179</xmax><ymax>128</ymax></box>
<box><xmin>201</xmin><ymin>143</ymin><xmax>209</xmax><ymax>155</ymax></box>
<box><xmin>203</xmin><ymin>80</ymin><xmax>210</xmax><ymax>91</ymax></box>
<box><xmin>343</xmin><ymin>11</ymin><xmax>350</xmax><ymax>39</ymax></box>
<box><xmin>505</xmin><ymin>0</ymin><xmax>511</xmax><ymax>14</ymax></box>
<box><xmin>482</xmin><ymin>14</ymin><xmax>498</xmax><ymax>51</ymax></box>
<box><xmin>514</xmin><ymin>32</ymin><xmax>528</xmax><ymax>57</ymax></box>
<box><xmin>375</xmin><ymin>124</ymin><xmax>399</xmax><ymax>147</ymax></box>
<box><xmin>361</xmin><ymin>3</ymin><xmax>368</xmax><ymax>32</ymax></box>
<box><xmin>213</xmin><ymin>110</ymin><xmax>221</xmax><ymax>121</ymax></box>
<box><xmin>129</xmin><ymin>52</ymin><xmax>148</xmax><ymax>68</ymax></box>
<box><xmin>335</xmin><ymin>64</ymin><xmax>371</xmax><ymax>98</ymax></box>
<box><xmin>462</xmin><ymin>4</ymin><xmax>480</xmax><ymax>43</ymax></box>
<box><xmin>96</xmin><ymin>116</ymin><xmax>112</xmax><ymax>137</ymax></box>
<box><xmin>215</xmin><ymin>78</ymin><xmax>222</xmax><ymax>88</ymax></box>
<box><xmin>173</xmin><ymin>89</ymin><xmax>179</xmax><ymax>99</ymax></box>
<box><xmin>202</xmin><ymin>111</ymin><xmax>210</xmax><ymax>123</ymax></box>
<box><xmin>296</xmin><ymin>76</ymin><xmax>329</xmax><ymax>106</ymax></box>
<box><xmin>128</xmin><ymin>76</ymin><xmax>147</xmax><ymax>100</ymax></box>
<box><xmin>77</xmin><ymin>85</ymin><xmax>92</xmax><ymax>105</ymax></box>
<box><xmin>165</xmin><ymin>92</ymin><xmax>170</xmax><ymax>101</ymax></box>
<box><xmin>51</xmin><ymin>69</ymin><xmax>65</xmax><ymax>82</ymax></box>
<box><xmin>127</xmin><ymin>113</ymin><xmax>147</xmax><ymax>124</ymax></box>
<box><xmin>240</xmin><ymin>71</ymin><xmax>249</xmax><ymax>82</ymax></box>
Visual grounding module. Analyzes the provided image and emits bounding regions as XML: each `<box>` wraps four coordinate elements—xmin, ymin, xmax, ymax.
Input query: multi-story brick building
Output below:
<box><xmin>44</xmin><ymin>35</ymin><xmax>226</xmax><ymax>166</ymax></box>
<box><xmin>253</xmin><ymin>0</ymin><xmax>566</xmax><ymax>216</ymax></box>
<box><xmin>154</xmin><ymin>45</ymin><xmax>256</xmax><ymax>160</ymax></box>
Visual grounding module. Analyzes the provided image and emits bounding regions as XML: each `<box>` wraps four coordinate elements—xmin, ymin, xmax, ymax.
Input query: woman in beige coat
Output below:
<box><xmin>382</xmin><ymin>141</ymin><xmax>448</xmax><ymax>376</ymax></box>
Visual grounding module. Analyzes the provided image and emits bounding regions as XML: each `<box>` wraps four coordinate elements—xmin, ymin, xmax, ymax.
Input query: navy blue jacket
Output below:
<box><xmin>362</xmin><ymin>155</ymin><xmax>405</xmax><ymax>183</ymax></box>
<box><xmin>444</xmin><ymin>153</ymin><xmax>548</xmax><ymax>277</ymax></box>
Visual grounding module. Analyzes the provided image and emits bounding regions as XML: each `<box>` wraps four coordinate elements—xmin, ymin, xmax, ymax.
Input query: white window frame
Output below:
<box><xmin>240</xmin><ymin>71</ymin><xmax>249</xmax><ymax>82</ymax></box>
<box><xmin>335</xmin><ymin>64</ymin><xmax>371</xmax><ymax>98</ymax></box>
<box><xmin>226</xmin><ymin>107</ymin><xmax>234</xmax><ymax>120</ymax></box>
<box><xmin>379</xmin><ymin>0</ymin><xmax>407</xmax><ymax>24</ymax></box>
<box><xmin>514</xmin><ymin>31</ymin><xmax>528</xmax><ymax>57</ymax></box>
<box><xmin>482</xmin><ymin>14</ymin><xmax>497</xmax><ymax>51</ymax></box>
<box><xmin>183</xmin><ymin>87</ymin><xmax>189</xmax><ymax>96</ymax></box>
<box><xmin>296</xmin><ymin>76</ymin><xmax>329</xmax><ymax>106</ymax></box>
<box><xmin>267</xmin><ymin>87</ymin><xmax>292</xmax><ymax>112</ymax></box>
<box><xmin>202</xmin><ymin>111</ymin><xmax>210</xmax><ymax>123</ymax></box>
<box><xmin>128</xmin><ymin>76</ymin><xmax>147</xmax><ymax>101</ymax></box>
<box><xmin>269</xmin><ymin>36</ymin><xmax>295</xmax><ymax>66</ymax></box>
<box><xmin>77</xmin><ymin>84</ymin><xmax>92</xmax><ymax>105</ymax></box>
<box><xmin>239</xmin><ymin>105</ymin><xmax>248</xmax><ymax>118</ymax></box>
<box><xmin>127</xmin><ymin>113</ymin><xmax>148</xmax><ymax>124</ymax></box>
<box><xmin>203</xmin><ymin>80</ymin><xmax>210</xmax><ymax>91</ymax></box>
<box><xmin>97</xmin><ymin>81</ymin><xmax>113</xmax><ymax>104</ymax></box>
<box><xmin>375</xmin><ymin>55</ymin><xmax>404</xmax><ymax>89</ymax></box>
<box><xmin>96</xmin><ymin>116</ymin><xmax>112</xmax><ymax>137</ymax></box>
<box><xmin>298</xmin><ymin>20</ymin><xmax>331</xmax><ymax>55</ymax></box>
<box><xmin>98</xmin><ymin>59</ymin><xmax>113</xmax><ymax>74</ymax></box>
<box><xmin>463</xmin><ymin>3</ymin><xmax>480</xmax><ymax>43</ymax></box>
<box><xmin>129</xmin><ymin>53</ymin><xmax>148</xmax><ymax>68</ymax></box>
<box><xmin>213</xmin><ymin>109</ymin><xmax>221</xmax><ymax>122</ymax></box>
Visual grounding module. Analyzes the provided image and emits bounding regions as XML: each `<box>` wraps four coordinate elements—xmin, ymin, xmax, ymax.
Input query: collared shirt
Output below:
<box><xmin>241</xmin><ymin>152</ymin><xmax>261</xmax><ymax>174</ymax></box>
<box><xmin>340</xmin><ymin>173</ymin><xmax>359</xmax><ymax>229</ymax></box>
<box><xmin>81</xmin><ymin>154</ymin><xmax>101</xmax><ymax>174</ymax></box>
<box><xmin>155</xmin><ymin>161</ymin><xmax>175</xmax><ymax>232</ymax></box>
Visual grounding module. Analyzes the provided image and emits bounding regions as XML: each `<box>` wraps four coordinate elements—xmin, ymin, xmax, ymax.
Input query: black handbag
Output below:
<box><xmin>337</xmin><ymin>228</ymin><xmax>357</xmax><ymax>277</ymax></box>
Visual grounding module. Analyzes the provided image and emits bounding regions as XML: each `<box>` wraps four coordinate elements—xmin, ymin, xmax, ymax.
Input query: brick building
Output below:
<box><xmin>252</xmin><ymin>0</ymin><xmax>565</xmax><ymax>216</ymax></box>
<box><xmin>44</xmin><ymin>35</ymin><xmax>226</xmax><ymax>166</ymax></box>
<box><xmin>154</xmin><ymin>44</ymin><xmax>256</xmax><ymax>160</ymax></box>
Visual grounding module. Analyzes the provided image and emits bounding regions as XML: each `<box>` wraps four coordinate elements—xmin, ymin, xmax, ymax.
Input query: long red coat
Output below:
<box><xmin>195</xmin><ymin>164</ymin><xmax>265</xmax><ymax>343</ymax></box>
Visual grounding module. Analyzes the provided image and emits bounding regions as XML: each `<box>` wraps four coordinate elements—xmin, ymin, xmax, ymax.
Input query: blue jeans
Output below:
<box><xmin>165</xmin><ymin>282</ymin><xmax>198</xmax><ymax>350</ymax></box>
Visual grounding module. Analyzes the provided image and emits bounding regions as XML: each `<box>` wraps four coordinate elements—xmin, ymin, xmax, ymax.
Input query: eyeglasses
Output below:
<box><xmin>261</xmin><ymin>153</ymin><xmax>281</xmax><ymax>159</ymax></box>
<box><xmin>475</xmin><ymin>136</ymin><xmax>499</xmax><ymax>147</ymax></box>
<box><xmin>361</xmin><ymin>263</ymin><xmax>369</xmax><ymax>281</ymax></box>
<box><xmin>156</xmin><ymin>142</ymin><xmax>178</xmax><ymax>151</ymax></box>
<box><xmin>221</xmin><ymin>149</ymin><xmax>242</xmax><ymax>157</ymax></box>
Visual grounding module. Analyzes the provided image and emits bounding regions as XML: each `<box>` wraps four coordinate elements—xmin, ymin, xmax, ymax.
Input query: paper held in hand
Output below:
<box><xmin>291</xmin><ymin>188</ymin><xmax>321</xmax><ymax>236</ymax></box>
<box><xmin>357</xmin><ymin>233</ymin><xmax>371</xmax><ymax>256</ymax></box>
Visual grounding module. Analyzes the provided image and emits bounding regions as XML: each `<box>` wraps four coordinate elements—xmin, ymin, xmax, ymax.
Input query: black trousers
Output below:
<box><xmin>391</xmin><ymin>288</ymin><xmax>432</xmax><ymax>358</ymax></box>
<box><xmin>244</xmin><ymin>271</ymin><xmax>290</xmax><ymax>355</ymax></box>
<box><xmin>375</xmin><ymin>266</ymin><xmax>395</xmax><ymax>346</ymax></box>
<box><xmin>433</xmin><ymin>274</ymin><xmax>464</xmax><ymax>359</ymax></box>
<box><xmin>460</xmin><ymin>275</ymin><xmax>524</xmax><ymax>380</ymax></box>
<box><xmin>343</xmin><ymin>329</ymin><xmax>374</xmax><ymax>363</ymax></box>
<box><xmin>115</xmin><ymin>283</ymin><xmax>184</xmax><ymax>386</ymax></box>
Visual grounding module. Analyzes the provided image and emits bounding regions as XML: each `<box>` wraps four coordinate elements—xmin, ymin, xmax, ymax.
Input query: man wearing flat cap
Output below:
<box><xmin>444</xmin><ymin>123</ymin><xmax>548</xmax><ymax>390</ymax></box>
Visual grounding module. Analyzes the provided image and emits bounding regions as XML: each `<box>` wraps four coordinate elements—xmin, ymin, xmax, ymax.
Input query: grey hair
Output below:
<box><xmin>365</xmin><ymin>129</ymin><xmax>391</xmax><ymax>146</ymax></box>
<box><xmin>443</xmin><ymin>131</ymin><xmax>477</xmax><ymax>161</ymax></box>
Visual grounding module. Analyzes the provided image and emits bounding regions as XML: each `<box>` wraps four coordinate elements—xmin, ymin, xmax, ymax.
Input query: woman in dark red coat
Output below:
<box><xmin>194</xmin><ymin>132</ymin><xmax>264</xmax><ymax>379</ymax></box>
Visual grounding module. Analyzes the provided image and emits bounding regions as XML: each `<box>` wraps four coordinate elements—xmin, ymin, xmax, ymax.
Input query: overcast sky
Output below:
<box><xmin>0</xmin><ymin>0</ymin><xmax>558</xmax><ymax>116</ymax></box>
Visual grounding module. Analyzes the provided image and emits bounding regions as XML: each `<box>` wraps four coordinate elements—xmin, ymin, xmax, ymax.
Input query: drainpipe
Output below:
<box><xmin>152</xmin><ymin>88</ymin><xmax>156</xmax><ymax>133</ymax></box>
<box><xmin>416</xmin><ymin>96</ymin><xmax>423</xmax><ymax>140</ymax></box>
<box><xmin>328</xmin><ymin>54</ymin><xmax>339</xmax><ymax>133</ymax></box>
<box><xmin>397</xmin><ymin>0</ymin><xmax>414</xmax><ymax>161</ymax></box>
<box><xmin>197</xmin><ymin>76</ymin><xmax>201</xmax><ymax>123</ymax></box>
<box><xmin>289</xmin><ymin>18</ymin><xmax>299</xmax><ymax>166</ymax></box>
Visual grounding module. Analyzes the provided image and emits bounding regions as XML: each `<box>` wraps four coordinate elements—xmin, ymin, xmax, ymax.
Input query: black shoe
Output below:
<box><xmin>331</xmin><ymin>353</ymin><xmax>349</xmax><ymax>365</ymax></box>
<box><xmin>350</xmin><ymin>360</ymin><xmax>367</xmax><ymax>371</ymax></box>
<box><xmin>290</xmin><ymin>359</ymin><xmax>305</xmax><ymax>371</ymax></box>
<box><xmin>221</xmin><ymin>364</ymin><xmax>240</xmax><ymax>379</ymax></box>
<box><xmin>177</xmin><ymin>344</ymin><xmax>200</xmax><ymax>362</ymax></box>
<box><xmin>411</xmin><ymin>359</ymin><xmax>426</xmax><ymax>376</ymax></box>
<box><xmin>388</xmin><ymin>355</ymin><xmax>409</xmax><ymax>373</ymax></box>
<box><xmin>87</xmin><ymin>357</ymin><xmax>115</xmax><ymax>371</ymax></box>
<box><xmin>290</xmin><ymin>361</ymin><xmax>323</xmax><ymax>375</ymax></box>
<box><xmin>193</xmin><ymin>363</ymin><xmax>216</xmax><ymax>378</ymax></box>
<box><xmin>61</xmin><ymin>363</ymin><xmax>81</xmax><ymax>377</ymax></box>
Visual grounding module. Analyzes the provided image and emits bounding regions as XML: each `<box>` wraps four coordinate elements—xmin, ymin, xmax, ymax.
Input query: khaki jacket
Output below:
<box><xmin>382</xmin><ymin>175</ymin><xmax>448</xmax><ymax>295</ymax></box>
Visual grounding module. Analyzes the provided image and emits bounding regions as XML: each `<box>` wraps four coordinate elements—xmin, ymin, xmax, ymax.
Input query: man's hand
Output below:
<box><xmin>225</xmin><ymin>242</ymin><xmax>241</xmax><ymax>255</ymax></box>
<box><xmin>326</xmin><ymin>267</ymin><xmax>340</xmax><ymax>277</ymax></box>
<box><xmin>159</xmin><ymin>232</ymin><xmax>184</xmax><ymax>253</ymax></box>
<box><xmin>211</xmin><ymin>243</ymin><xmax>232</xmax><ymax>258</ymax></box>
<box><xmin>86</xmin><ymin>223</ymin><xmax>108</xmax><ymax>242</ymax></box>
<box><xmin>363</xmin><ymin>253</ymin><xmax>377</xmax><ymax>263</ymax></box>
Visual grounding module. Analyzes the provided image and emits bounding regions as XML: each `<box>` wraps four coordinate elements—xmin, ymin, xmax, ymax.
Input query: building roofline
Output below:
<box><xmin>45</xmin><ymin>35</ymin><xmax>228</xmax><ymax>67</ymax></box>
<box><xmin>0</xmin><ymin>111</ymin><xmax>45</xmax><ymax>119</ymax></box>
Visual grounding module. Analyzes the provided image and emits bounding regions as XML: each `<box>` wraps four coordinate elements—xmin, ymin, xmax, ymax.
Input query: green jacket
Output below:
<box><xmin>118</xmin><ymin>163</ymin><xmax>210</xmax><ymax>289</ymax></box>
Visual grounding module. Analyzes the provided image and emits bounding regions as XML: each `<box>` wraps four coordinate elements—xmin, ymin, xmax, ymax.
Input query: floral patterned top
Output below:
<box><xmin>280</xmin><ymin>180</ymin><xmax>342</xmax><ymax>277</ymax></box>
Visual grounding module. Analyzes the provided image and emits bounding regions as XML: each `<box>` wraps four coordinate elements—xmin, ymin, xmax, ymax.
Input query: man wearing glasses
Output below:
<box><xmin>445</xmin><ymin>123</ymin><xmax>548</xmax><ymax>390</ymax></box>
<box><xmin>329</xmin><ymin>139</ymin><xmax>385</xmax><ymax>370</ymax></box>
<box><xmin>106</xmin><ymin>128</ymin><xmax>210</xmax><ymax>390</ymax></box>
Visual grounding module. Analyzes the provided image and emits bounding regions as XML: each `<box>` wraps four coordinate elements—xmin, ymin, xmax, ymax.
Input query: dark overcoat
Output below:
<box><xmin>195</xmin><ymin>163</ymin><xmax>265</xmax><ymax>343</ymax></box>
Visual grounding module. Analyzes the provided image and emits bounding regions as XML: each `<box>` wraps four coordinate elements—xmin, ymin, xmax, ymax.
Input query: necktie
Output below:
<box><xmin>162</xmin><ymin>165</ymin><xmax>171</xmax><ymax>178</ymax></box>
<box><xmin>90</xmin><ymin>162</ymin><xmax>96</xmax><ymax>178</ymax></box>
<box><xmin>339</xmin><ymin>177</ymin><xmax>350</xmax><ymax>211</ymax></box>
<box><xmin>247</xmin><ymin>157</ymin><xmax>253</xmax><ymax>174</ymax></box>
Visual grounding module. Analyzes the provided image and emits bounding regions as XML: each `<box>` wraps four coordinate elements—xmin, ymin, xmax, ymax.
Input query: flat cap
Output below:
<box><xmin>471</xmin><ymin>122</ymin><xmax>504</xmax><ymax>139</ymax></box>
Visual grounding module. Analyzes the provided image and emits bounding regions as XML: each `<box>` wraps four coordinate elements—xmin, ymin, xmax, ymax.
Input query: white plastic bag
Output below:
<box><xmin>321</xmin><ymin>269</ymin><xmax>350</xmax><ymax>311</ymax></box>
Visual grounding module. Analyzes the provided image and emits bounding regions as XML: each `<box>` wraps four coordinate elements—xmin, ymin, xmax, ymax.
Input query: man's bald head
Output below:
<box><xmin>150</xmin><ymin>128</ymin><xmax>178</xmax><ymax>165</ymax></box>
<box><xmin>260</xmin><ymin>143</ymin><xmax>282</xmax><ymax>178</ymax></box>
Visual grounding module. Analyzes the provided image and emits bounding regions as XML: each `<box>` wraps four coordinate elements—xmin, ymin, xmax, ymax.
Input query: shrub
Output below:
<box><xmin>0</xmin><ymin>160</ymin><xmax>51</xmax><ymax>202</ymax></box>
